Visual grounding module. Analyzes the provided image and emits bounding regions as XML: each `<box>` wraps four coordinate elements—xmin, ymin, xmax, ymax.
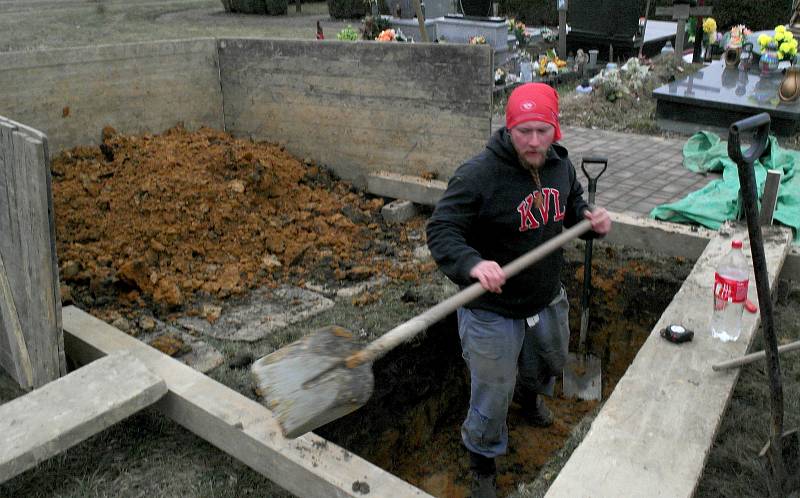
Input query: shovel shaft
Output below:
<box><xmin>730</xmin><ymin>113</ymin><xmax>786</xmax><ymax>478</ymax></box>
<box><xmin>345</xmin><ymin>218</ymin><xmax>593</xmax><ymax>368</ymax></box>
<box><xmin>577</xmin><ymin>157</ymin><xmax>605</xmax><ymax>355</ymax></box>
<box><xmin>712</xmin><ymin>340</ymin><xmax>800</xmax><ymax>371</ymax></box>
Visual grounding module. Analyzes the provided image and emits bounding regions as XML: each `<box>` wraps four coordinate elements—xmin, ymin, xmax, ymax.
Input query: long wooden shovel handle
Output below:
<box><xmin>712</xmin><ymin>339</ymin><xmax>800</xmax><ymax>371</ymax></box>
<box><xmin>345</xmin><ymin>218</ymin><xmax>593</xmax><ymax>368</ymax></box>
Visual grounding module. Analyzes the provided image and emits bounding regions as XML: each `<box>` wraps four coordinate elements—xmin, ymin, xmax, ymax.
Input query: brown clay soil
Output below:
<box><xmin>50</xmin><ymin>125</ymin><xmax>684</xmax><ymax>497</ymax></box>
<box><xmin>52</xmin><ymin>125</ymin><xmax>434</xmax><ymax>319</ymax></box>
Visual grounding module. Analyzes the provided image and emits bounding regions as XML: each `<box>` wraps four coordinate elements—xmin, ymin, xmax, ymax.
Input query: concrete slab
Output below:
<box><xmin>381</xmin><ymin>199</ymin><xmax>418</xmax><ymax>224</ymax></box>
<box><xmin>367</xmin><ymin>172</ymin><xmax>447</xmax><ymax>206</ymax></box>
<box><xmin>0</xmin><ymin>351</ymin><xmax>166</xmax><ymax>483</ymax></box>
<box><xmin>138</xmin><ymin>319</ymin><xmax>223</xmax><ymax>374</ymax></box>
<box><xmin>546</xmin><ymin>223</ymin><xmax>793</xmax><ymax>498</ymax></box>
<box><xmin>177</xmin><ymin>286</ymin><xmax>334</xmax><ymax>342</ymax></box>
<box><xmin>61</xmin><ymin>306</ymin><xmax>431</xmax><ymax>498</ymax></box>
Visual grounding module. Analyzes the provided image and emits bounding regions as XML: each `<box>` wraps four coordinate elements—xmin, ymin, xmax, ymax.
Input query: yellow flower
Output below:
<box><xmin>703</xmin><ymin>18</ymin><xmax>716</xmax><ymax>34</ymax></box>
<box><xmin>776</xmin><ymin>25</ymin><xmax>786</xmax><ymax>33</ymax></box>
<box><xmin>759</xmin><ymin>34</ymin><xmax>772</xmax><ymax>48</ymax></box>
<box><xmin>787</xmin><ymin>31</ymin><xmax>795</xmax><ymax>42</ymax></box>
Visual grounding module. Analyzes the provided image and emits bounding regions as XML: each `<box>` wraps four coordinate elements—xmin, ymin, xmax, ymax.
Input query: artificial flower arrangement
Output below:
<box><xmin>376</xmin><ymin>29</ymin><xmax>396</xmax><ymax>42</ymax></box>
<box><xmin>507</xmin><ymin>18</ymin><xmax>530</xmax><ymax>45</ymax></box>
<box><xmin>702</xmin><ymin>17</ymin><xmax>723</xmax><ymax>49</ymax></box>
<box><xmin>533</xmin><ymin>49</ymin><xmax>567</xmax><ymax>77</ymax></box>
<box><xmin>724</xmin><ymin>24</ymin><xmax>752</xmax><ymax>49</ymax></box>
<box><xmin>494</xmin><ymin>68</ymin><xmax>506</xmax><ymax>85</ymax></box>
<box><xmin>375</xmin><ymin>28</ymin><xmax>408</xmax><ymax>42</ymax></box>
<box><xmin>540</xmin><ymin>27</ymin><xmax>557</xmax><ymax>43</ymax></box>
<box><xmin>469</xmin><ymin>35</ymin><xmax>487</xmax><ymax>45</ymax></box>
<box><xmin>758</xmin><ymin>25</ymin><xmax>798</xmax><ymax>62</ymax></box>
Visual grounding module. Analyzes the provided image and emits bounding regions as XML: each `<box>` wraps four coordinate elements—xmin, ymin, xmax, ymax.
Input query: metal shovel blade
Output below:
<box><xmin>563</xmin><ymin>352</ymin><xmax>602</xmax><ymax>401</ymax></box>
<box><xmin>251</xmin><ymin>326</ymin><xmax>374</xmax><ymax>438</ymax></box>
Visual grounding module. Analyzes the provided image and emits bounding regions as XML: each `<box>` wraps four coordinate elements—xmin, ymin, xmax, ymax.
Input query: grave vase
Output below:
<box><xmin>760</xmin><ymin>42</ymin><xmax>780</xmax><ymax>76</ymax></box>
<box><xmin>738</xmin><ymin>42</ymin><xmax>755</xmax><ymax>71</ymax></box>
<box><xmin>779</xmin><ymin>66</ymin><xmax>800</xmax><ymax>102</ymax></box>
<box><xmin>724</xmin><ymin>46</ymin><xmax>741</xmax><ymax>69</ymax></box>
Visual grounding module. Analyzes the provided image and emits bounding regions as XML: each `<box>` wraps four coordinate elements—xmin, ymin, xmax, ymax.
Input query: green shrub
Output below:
<box><xmin>498</xmin><ymin>0</ymin><xmax>793</xmax><ymax>31</ymax></box>
<box><xmin>712</xmin><ymin>0</ymin><xmax>791</xmax><ymax>31</ymax></box>
<box><xmin>265</xmin><ymin>0</ymin><xmax>287</xmax><ymax>15</ymax></box>
<box><xmin>337</xmin><ymin>25</ymin><xmax>360</xmax><ymax>40</ymax></box>
<box><xmin>327</xmin><ymin>0</ymin><xmax>366</xmax><ymax>19</ymax></box>
<box><xmin>498</xmin><ymin>0</ymin><xmax>555</xmax><ymax>25</ymax></box>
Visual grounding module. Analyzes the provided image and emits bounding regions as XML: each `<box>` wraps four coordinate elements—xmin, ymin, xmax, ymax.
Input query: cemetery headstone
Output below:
<box><xmin>653</xmin><ymin>61</ymin><xmax>800</xmax><ymax>136</ymax></box>
<box><xmin>566</xmin><ymin>0</ymin><xmax>643</xmax><ymax>60</ymax></box>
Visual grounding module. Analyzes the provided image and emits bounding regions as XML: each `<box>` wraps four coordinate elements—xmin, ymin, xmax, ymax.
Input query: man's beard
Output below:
<box><xmin>517</xmin><ymin>148</ymin><xmax>547</xmax><ymax>170</ymax></box>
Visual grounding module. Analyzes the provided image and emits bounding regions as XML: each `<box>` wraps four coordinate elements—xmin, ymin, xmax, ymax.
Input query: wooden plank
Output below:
<box><xmin>546</xmin><ymin>224</ymin><xmax>792</xmax><ymax>498</ymax></box>
<box><xmin>61</xmin><ymin>306</ymin><xmax>432</xmax><ymax>498</ymax></box>
<box><xmin>0</xmin><ymin>117</ymin><xmax>64</xmax><ymax>379</ymax></box>
<box><xmin>0</xmin><ymin>351</ymin><xmax>167</xmax><ymax>483</ymax></box>
<box><xmin>0</xmin><ymin>118</ymin><xmax>63</xmax><ymax>389</ymax></box>
<box><xmin>0</xmin><ymin>250</ymin><xmax>34</xmax><ymax>388</ymax></box>
<box><xmin>18</xmin><ymin>132</ymin><xmax>62</xmax><ymax>382</ymax></box>
<box><xmin>0</xmin><ymin>120</ymin><xmax>29</xmax><ymax>388</ymax></box>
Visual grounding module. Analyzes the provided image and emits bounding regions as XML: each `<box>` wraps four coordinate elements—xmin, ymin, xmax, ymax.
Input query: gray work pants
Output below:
<box><xmin>457</xmin><ymin>286</ymin><xmax>570</xmax><ymax>458</ymax></box>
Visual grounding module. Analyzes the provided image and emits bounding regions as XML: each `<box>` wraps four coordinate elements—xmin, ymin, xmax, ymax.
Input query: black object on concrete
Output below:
<box><xmin>459</xmin><ymin>0</ymin><xmax>491</xmax><ymax>18</ymax></box>
<box><xmin>654</xmin><ymin>61</ymin><xmax>800</xmax><ymax>136</ymax></box>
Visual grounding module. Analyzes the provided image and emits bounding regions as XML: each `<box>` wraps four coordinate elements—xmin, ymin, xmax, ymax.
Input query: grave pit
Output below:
<box><xmin>33</xmin><ymin>125</ymin><xmax>697</xmax><ymax>496</ymax></box>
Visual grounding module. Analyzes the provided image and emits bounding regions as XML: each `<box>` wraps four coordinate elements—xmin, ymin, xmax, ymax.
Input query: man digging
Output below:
<box><xmin>426</xmin><ymin>83</ymin><xmax>611</xmax><ymax>497</ymax></box>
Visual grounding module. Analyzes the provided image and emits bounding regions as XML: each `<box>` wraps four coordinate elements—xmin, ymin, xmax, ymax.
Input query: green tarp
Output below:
<box><xmin>651</xmin><ymin>131</ymin><xmax>800</xmax><ymax>242</ymax></box>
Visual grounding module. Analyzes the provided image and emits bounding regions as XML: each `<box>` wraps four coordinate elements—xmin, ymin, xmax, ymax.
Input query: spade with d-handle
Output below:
<box><xmin>563</xmin><ymin>156</ymin><xmax>607</xmax><ymax>401</ymax></box>
<box><xmin>728</xmin><ymin>113</ymin><xmax>799</xmax><ymax>496</ymax></box>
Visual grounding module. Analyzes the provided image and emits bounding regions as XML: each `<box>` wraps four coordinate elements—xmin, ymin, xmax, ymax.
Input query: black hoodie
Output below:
<box><xmin>426</xmin><ymin>127</ymin><xmax>594</xmax><ymax>319</ymax></box>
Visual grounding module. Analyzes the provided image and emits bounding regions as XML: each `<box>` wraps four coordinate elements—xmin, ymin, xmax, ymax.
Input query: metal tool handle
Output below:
<box><xmin>728</xmin><ymin>112</ymin><xmax>771</xmax><ymax>166</ymax></box>
<box><xmin>345</xmin><ymin>219</ymin><xmax>593</xmax><ymax>368</ymax></box>
<box><xmin>712</xmin><ymin>340</ymin><xmax>800</xmax><ymax>371</ymax></box>
<box><xmin>577</xmin><ymin>157</ymin><xmax>607</xmax><ymax>355</ymax></box>
<box><xmin>581</xmin><ymin>157</ymin><xmax>608</xmax><ymax>203</ymax></box>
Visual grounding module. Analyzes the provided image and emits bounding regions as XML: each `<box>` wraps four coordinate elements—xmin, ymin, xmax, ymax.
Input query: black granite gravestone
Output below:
<box><xmin>654</xmin><ymin>61</ymin><xmax>800</xmax><ymax>136</ymax></box>
<box><xmin>567</xmin><ymin>0</ymin><xmax>644</xmax><ymax>59</ymax></box>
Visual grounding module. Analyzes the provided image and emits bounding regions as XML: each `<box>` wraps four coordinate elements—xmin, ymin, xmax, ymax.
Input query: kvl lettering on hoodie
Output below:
<box><xmin>516</xmin><ymin>187</ymin><xmax>566</xmax><ymax>232</ymax></box>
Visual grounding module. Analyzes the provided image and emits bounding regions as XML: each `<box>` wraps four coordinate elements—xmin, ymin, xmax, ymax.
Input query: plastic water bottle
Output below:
<box><xmin>710</xmin><ymin>240</ymin><xmax>750</xmax><ymax>342</ymax></box>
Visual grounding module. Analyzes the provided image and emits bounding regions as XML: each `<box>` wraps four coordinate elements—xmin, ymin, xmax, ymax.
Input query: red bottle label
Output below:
<box><xmin>714</xmin><ymin>272</ymin><xmax>748</xmax><ymax>303</ymax></box>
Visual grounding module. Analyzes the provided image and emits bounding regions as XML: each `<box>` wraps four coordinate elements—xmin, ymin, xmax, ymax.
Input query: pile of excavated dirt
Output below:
<box><xmin>52</xmin><ymin>125</ymin><xmax>433</xmax><ymax>315</ymax></box>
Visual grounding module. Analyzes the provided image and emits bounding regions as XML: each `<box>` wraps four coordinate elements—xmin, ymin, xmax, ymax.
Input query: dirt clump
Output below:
<box><xmin>51</xmin><ymin>125</ymin><xmax>431</xmax><ymax>316</ymax></box>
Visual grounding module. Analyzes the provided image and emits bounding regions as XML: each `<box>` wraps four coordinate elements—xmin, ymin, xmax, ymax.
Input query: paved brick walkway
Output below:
<box><xmin>491</xmin><ymin>120</ymin><xmax>717</xmax><ymax>218</ymax></box>
<box><xmin>560</xmin><ymin>126</ymin><xmax>716</xmax><ymax>218</ymax></box>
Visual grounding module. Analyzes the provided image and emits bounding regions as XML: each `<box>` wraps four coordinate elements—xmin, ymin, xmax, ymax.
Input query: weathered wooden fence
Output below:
<box><xmin>0</xmin><ymin>115</ymin><xmax>64</xmax><ymax>389</ymax></box>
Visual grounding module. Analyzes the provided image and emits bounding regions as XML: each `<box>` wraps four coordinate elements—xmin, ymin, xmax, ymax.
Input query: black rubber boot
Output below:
<box><xmin>522</xmin><ymin>394</ymin><xmax>554</xmax><ymax>427</ymax></box>
<box><xmin>468</xmin><ymin>451</ymin><xmax>497</xmax><ymax>498</ymax></box>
